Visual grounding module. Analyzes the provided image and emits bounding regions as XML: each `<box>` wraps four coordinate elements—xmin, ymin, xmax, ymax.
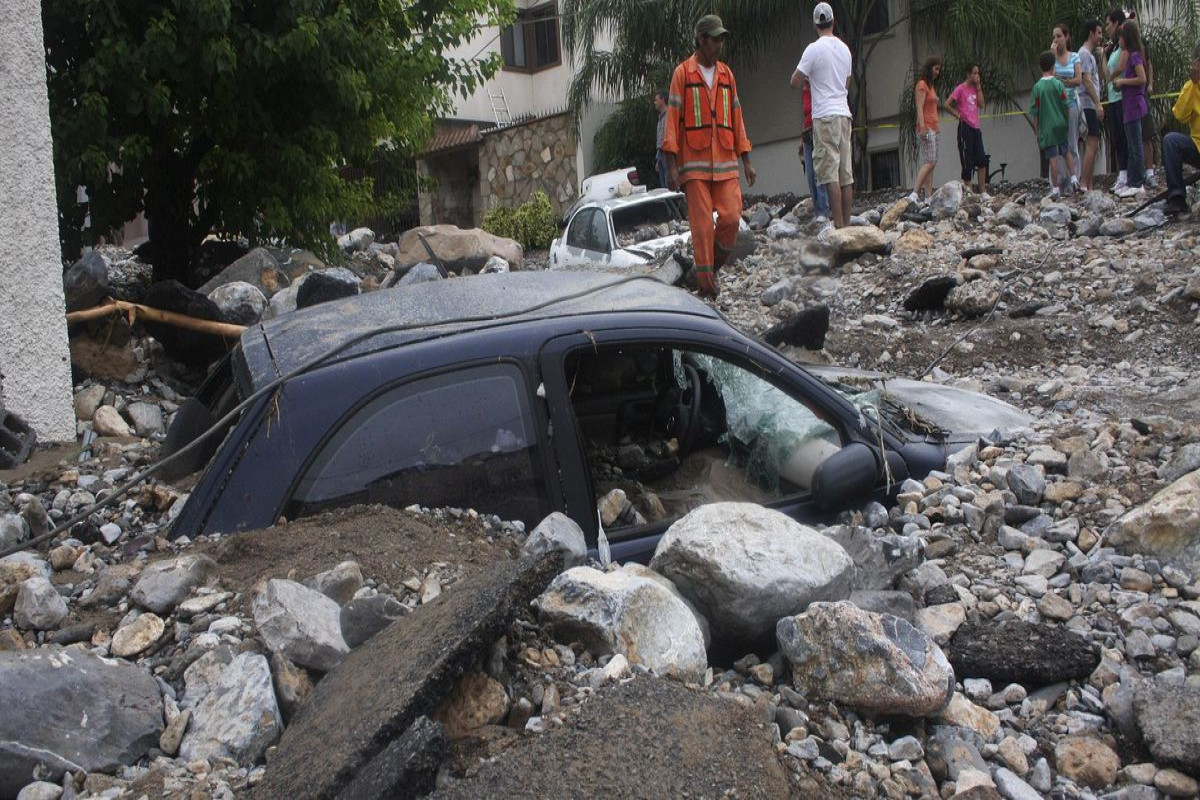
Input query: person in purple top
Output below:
<box><xmin>1113</xmin><ymin>20</ymin><xmax>1149</xmax><ymax>197</ymax></box>
<box><xmin>946</xmin><ymin>63</ymin><xmax>990</xmax><ymax>198</ymax></box>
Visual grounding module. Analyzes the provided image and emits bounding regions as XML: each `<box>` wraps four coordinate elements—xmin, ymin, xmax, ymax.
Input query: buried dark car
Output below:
<box><xmin>165</xmin><ymin>271</ymin><xmax>1030</xmax><ymax>562</ymax></box>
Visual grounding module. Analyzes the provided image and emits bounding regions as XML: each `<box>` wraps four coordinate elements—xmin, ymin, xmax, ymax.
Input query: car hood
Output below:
<box><xmin>803</xmin><ymin>364</ymin><xmax>1034</xmax><ymax>441</ymax></box>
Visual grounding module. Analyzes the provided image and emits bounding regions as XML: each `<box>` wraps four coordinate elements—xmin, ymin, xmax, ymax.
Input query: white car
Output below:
<box><xmin>550</xmin><ymin>189</ymin><xmax>692</xmax><ymax>269</ymax></box>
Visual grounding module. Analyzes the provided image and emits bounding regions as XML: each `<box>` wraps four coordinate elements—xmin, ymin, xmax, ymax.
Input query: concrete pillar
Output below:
<box><xmin>0</xmin><ymin>0</ymin><xmax>76</xmax><ymax>442</ymax></box>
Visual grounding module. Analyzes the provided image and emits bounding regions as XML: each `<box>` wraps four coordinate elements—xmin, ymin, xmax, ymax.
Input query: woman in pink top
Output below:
<box><xmin>947</xmin><ymin>63</ymin><xmax>990</xmax><ymax>197</ymax></box>
<box><xmin>910</xmin><ymin>57</ymin><xmax>942</xmax><ymax>203</ymax></box>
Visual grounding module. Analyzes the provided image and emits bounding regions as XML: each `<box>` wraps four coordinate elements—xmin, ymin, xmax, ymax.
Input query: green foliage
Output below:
<box><xmin>44</xmin><ymin>0</ymin><xmax>514</xmax><ymax>280</ymax></box>
<box><xmin>482</xmin><ymin>190</ymin><xmax>558</xmax><ymax>250</ymax></box>
<box><xmin>593</xmin><ymin>98</ymin><xmax>661</xmax><ymax>187</ymax></box>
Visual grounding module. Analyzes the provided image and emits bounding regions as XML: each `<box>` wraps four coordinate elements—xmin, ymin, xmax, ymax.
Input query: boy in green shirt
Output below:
<box><xmin>1031</xmin><ymin>51</ymin><xmax>1071</xmax><ymax>197</ymax></box>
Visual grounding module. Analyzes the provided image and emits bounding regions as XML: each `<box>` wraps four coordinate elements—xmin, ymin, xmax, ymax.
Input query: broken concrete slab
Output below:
<box><xmin>253</xmin><ymin>553</ymin><xmax>561</xmax><ymax>800</ymax></box>
<box><xmin>334</xmin><ymin>716</ymin><xmax>448</xmax><ymax>800</ymax></box>
<box><xmin>430</xmin><ymin>678</ymin><xmax>793</xmax><ymax>799</ymax></box>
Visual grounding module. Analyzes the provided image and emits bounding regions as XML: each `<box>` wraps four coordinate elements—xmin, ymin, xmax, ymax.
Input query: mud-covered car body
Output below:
<box><xmin>550</xmin><ymin>190</ymin><xmax>692</xmax><ymax>270</ymax></box>
<box><xmin>168</xmin><ymin>271</ymin><xmax>1026</xmax><ymax>562</ymax></box>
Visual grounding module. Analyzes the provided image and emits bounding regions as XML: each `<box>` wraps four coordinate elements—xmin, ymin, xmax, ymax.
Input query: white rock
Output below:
<box><xmin>252</xmin><ymin>578</ymin><xmax>349</xmax><ymax>672</ymax></box>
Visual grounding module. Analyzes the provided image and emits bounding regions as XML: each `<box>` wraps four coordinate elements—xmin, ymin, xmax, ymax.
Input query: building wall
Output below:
<box><xmin>478</xmin><ymin>113</ymin><xmax>579</xmax><ymax>219</ymax></box>
<box><xmin>0</xmin><ymin>0</ymin><xmax>76</xmax><ymax>442</ymax></box>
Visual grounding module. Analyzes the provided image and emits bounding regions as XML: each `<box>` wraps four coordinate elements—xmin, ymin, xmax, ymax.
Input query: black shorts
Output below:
<box><xmin>957</xmin><ymin>123</ymin><xmax>989</xmax><ymax>179</ymax></box>
<box><xmin>1082</xmin><ymin>107</ymin><xmax>1101</xmax><ymax>137</ymax></box>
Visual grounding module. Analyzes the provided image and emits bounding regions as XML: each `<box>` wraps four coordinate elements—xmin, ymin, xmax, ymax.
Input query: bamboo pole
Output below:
<box><xmin>66</xmin><ymin>299</ymin><xmax>247</xmax><ymax>338</ymax></box>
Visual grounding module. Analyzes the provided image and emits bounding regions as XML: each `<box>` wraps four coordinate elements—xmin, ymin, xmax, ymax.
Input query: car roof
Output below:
<box><xmin>241</xmin><ymin>270</ymin><xmax>718</xmax><ymax>385</ymax></box>
<box><xmin>579</xmin><ymin>189</ymin><xmax>683</xmax><ymax>214</ymax></box>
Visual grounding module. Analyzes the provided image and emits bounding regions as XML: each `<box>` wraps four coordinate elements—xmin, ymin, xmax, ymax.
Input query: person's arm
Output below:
<box><xmin>915</xmin><ymin>82</ymin><xmax>927</xmax><ymax>134</ymax></box>
<box><xmin>1146</xmin><ymin>58</ymin><xmax>1155</xmax><ymax>95</ymax></box>
<box><xmin>977</xmin><ymin>82</ymin><xmax>986</xmax><ymax>111</ymax></box>
<box><xmin>1116</xmin><ymin>58</ymin><xmax>1146</xmax><ymax>88</ymax></box>
<box><xmin>1067</xmin><ymin>58</ymin><xmax>1082</xmax><ymax>87</ymax></box>
<box><xmin>946</xmin><ymin>90</ymin><xmax>961</xmax><ymax>121</ymax></box>
<box><xmin>662</xmin><ymin>66</ymin><xmax>683</xmax><ymax>190</ymax></box>
<box><xmin>790</xmin><ymin>68</ymin><xmax>806</xmax><ymax>89</ymax></box>
<box><xmin>1174</xmin><ymin>75</ymin><xmax>1200</xmax><ymax>124</ymax></box>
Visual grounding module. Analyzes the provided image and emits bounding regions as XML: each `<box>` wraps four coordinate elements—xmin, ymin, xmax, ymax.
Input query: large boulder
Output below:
<box><xmin>63</xmin><ymin>251</ymin><xmax>110</xmax><ymax>312</ymax></box>
<box><xmin>650</xmin><ymin>503</ymin><xmax>853</xmax><ymax>646</ymax></box>
<box><xmin>179</xmin><ymin>652</ymin><xmax>282</xmax><ymax>765</ymax></box>
<box><xmin>196</xmin><ymin>247</ymin><xmax>290</xmax><ymax>297</ymax></box>
<box><xmin>0</xmin><ymin>649</ymin><xmax>163</xmax><ymax>795</ymax></box>
<box><xmin>929</xmin><ymin>180</ymin><xmax>965</xmax><ymax>220</ymax></box>
<box><xmin>139</xmin><ymin>281</ymin><xmax>229</xmax><ymax>364</ymax></box>
<box><xmin>1134</xmin><ymin>679</ymin><xmax>1200</xmax><ymax>777</ymax></box>
<box><xmin>296</xmin><ymin>268</ymin><xmax>361</xmax><ymax>310</ymax></box>
<box><xmin>394</xmin><ymin>225</ymin><xmax>523</xmax><ymax>274</ymax></box>
<box><xmin>252</xmin><ymin>578</ymin><xmax>349</xmax><ymax>672</ymax></box>
<box><xmin>0</xmin><ymin>514</ymin><xmax>28</xmax><ymax>553</ymax></box>
<box><xmin>130</xmin><ymin>553</ymin><xmax>217</xmax><ymax>614</ymax></box>
<box><xmin>776</xmin><ymin>601</ymin><xmax>955</xmax><ymax>716</ymax></box>
<box><xmin>946</xmin><ymin>278</ymin><xmax>1000</xmax><ymax>317</ymax></box>
<box><xmin>946</xmin><ymin>620</ymin><xmax>1098</xmax><ymax>687</ymax></box>
<box><xmin>1105</xmin><ymin>469</ymin><xmax>1200</xmax><ymax>574</ymax></box>
<box><xmin>207</xmin><ymin>281</ymin><xmax>268</xmax><ymax>325</ymax></box>
<box><xmin>534</xmin><ymin>565</ymin><xmax>707</xmax><ymax>680</ymax></box>
<box><xmin>520</xmin><ymin>512</ymin><xmax>587</xmax><ymax>569</ymax></box>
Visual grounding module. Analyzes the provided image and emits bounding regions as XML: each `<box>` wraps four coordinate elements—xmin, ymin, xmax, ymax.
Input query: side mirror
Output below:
<box><xmin>811</xmin><ymin>442</ymin><xmax>881</xmax><ymax>511</ymax></box>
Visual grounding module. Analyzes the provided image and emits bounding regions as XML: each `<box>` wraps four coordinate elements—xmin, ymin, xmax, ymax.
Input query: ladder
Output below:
<box><xmin>487</xmin><ymin>86</ymin><xmax>512</xmax><ymax>127</ymax></box>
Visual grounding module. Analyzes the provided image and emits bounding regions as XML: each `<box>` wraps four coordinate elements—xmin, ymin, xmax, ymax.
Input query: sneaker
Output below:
<box><xmin>1115</xmin><ymin>185</ymin><xmax>1145</xmax><ymax>199</ymax></box>
<box><xmin>813</xmin><ymin>214</ymin><xmax>830</xmax><ymax>224</ymax></box>
<box><xmin>1070</xmin><ymin>176</ymin><xmax>1080</xmax><ymax>192</ymax></box>
<box><xmin>1049</xmin><ymin>186</ymin><xmax>1060</xmax><ymax>198</ymax></box>
<box><xmin>906</xmin><ymin>192</ymin><xmax>919</xmax><ymax>204</ymax></box>
<box><xmin>1113</xmin><ymin>172</ymin><xmax>1128</xmax><ymax>192</ymax></box>
<box><xmin>1145</xmin><ymin>169</ymin><xmax>1158</xmax><ymax>188</ymax></box>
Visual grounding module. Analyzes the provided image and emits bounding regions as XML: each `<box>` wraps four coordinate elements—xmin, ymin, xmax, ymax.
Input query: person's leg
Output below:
<box><xmin>977</xmin><ymin>166</ymin><xmax>988</xmax><ymax>194</ymax></box>
<box><xmin>1163</xmin><ymin>131</ymin><xmax>1200</xmax><ymax>202</ymax></box>
<box><xmin>1047</xmin><ymin>147</ymin><xmax>1059</xmax><ymax>190</ymax></box>
<box><xmin>804</xmin><ymin>139</ymin><xmax>831</xmax><ymax>218</ymax></box>
<box><xmin>656</xmin><ymin>152</ymin><xmax>669</xmax><ymax>188</ymax></box>
<box><xmin>957</xmin><ymin>123</ymin><xmax>971</xmax><ymax>183</ymax></box>
<box><xmin>912</xmin><ymin>162</ymin><xmax>935</xmax><ymax>199</ymax></box>
<box><xmin>683</xmin><ymin>179</ymin><xmax>718</xmax><ymax>297</ymax></box>
<box><xmin>825</xmin><ymin>182</ymin><xmax>844</xmax><ymax>228</ymax></box>
<box><xmin>837</xmin><ymin>117</ymin><xmax>854</xmax><ymax>226</ymax></box>
<box><xmin>1081</xmin><ymin>109</ymin><xmax>1099</xmax><ymax>190</ymax></box>
<box><xmin>1125</xmin><ymin>117</ymin><xmax>1145</xmax><ymax>188</ymax></box>
<box><xmin>1109</xmin><ymin>99</ymin><xmax>1127</xmax><ymax>186</ymax></box>
<box><xmin>711</xmin><ymin>178</ymin><xmax>742</xmax><ymax>273</ymax></box>
<box><xmin>1075</xmin><ymin>104</ymin><xmax>1084</xmax><ymax>181</ymax></box>
<box><xmin>813</xmin><ymin>118</ymin><xmax>845</xmax><ymax>227</ymax></box>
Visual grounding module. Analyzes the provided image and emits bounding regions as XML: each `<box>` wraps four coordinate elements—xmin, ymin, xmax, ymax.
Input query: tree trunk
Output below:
<box><xmin>142</xmin><ymin>141</ymin><xmax>212</xmax><ymax>285</ymax></box>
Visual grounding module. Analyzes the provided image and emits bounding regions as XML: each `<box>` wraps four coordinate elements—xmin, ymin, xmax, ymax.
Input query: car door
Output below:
<box><xmin>556</xmin><ymin>208</ymin><xmax>605</xmax><ymax>268</ymax></box>
<box><xmin>539</xmin><ymin>324</ymin><xmax>891</xmax><ymax>564</ymax></box>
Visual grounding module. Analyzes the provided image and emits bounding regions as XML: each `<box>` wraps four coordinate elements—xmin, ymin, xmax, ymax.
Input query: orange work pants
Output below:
<box><xmin>684</xmin><ymin>178</ymin><xmax>742</xmax><ymax>297</ymax></box>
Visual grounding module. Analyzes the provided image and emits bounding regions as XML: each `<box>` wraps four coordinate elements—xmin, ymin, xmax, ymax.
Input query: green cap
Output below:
<box><xmin>695</xmin><ymin>14</ymin><xmax>729</xmax><ymax>38</ymax></box>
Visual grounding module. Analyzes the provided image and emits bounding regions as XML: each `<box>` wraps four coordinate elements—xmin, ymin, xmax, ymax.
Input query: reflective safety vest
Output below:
<box><xmin>663</xmin><ymin>55</ymin><xmax>752</xmax><ymax>184</ymax></box>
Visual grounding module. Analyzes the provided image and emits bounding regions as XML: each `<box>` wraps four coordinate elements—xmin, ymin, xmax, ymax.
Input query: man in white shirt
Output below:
<box><xmin>791</xmin><ymin>2</ymin><xmax>854</xmax><ymax>228</ymax></box>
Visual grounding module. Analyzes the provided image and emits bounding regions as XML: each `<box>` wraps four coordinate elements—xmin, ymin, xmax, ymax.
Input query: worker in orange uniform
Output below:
<box><xmin>663</xmin><ymin>14</ymin><xmax>756</xmax><ymax>298</ymax></box>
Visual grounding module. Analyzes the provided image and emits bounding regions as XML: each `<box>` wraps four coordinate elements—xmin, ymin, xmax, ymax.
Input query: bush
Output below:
<box><xmin>482</xmin><ymin>190</ymin><xmax>558</xmax><ymax>250</ymax></box>
<box><xmin>593</xmin><ymin>97</ymin><xmax>660</xmax><ymax>188</ymax></box>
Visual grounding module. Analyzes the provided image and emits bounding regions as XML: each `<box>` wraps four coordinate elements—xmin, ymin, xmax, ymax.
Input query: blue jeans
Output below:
<box><xmin>1164</xmin><ymin>131</ymin><xmax>1200</xmax><ymax>201</ymax></box>
<box><xmin>804</xmin><ymin>138</ymin><xmax>831</xmax><ymax>217</ymax></box>
<box><xmin>655</xmin><ymin>152</ymin><xmax>669</xmax><ymax>188</ymax></box>
<box><xmin>1125</xmin><ymin>116</ymin><xmax>1145</xmax><ymax>188</ymax></box>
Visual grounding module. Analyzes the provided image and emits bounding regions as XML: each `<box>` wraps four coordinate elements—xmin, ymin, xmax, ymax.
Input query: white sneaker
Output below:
<box><xmin>1049</xmin><ymin>186</ymin><xmax>1060</xmax><ymax>198</ymax></box>
<box><xmin>813</xmin><ymin>214</ymin><xmax>829</xmax><ymax>224</ymax></box>
<box><xmin>1070</xmin><ymin>176</ymin><xmax>1080</xmax><ymax>192</ymax></box>
<box><xmin>1113</xmin><ymin>172</ymin><xmax>1128</xmax><ymax>192</ymax></box>
<box><xmin>1115</xmin><ymin>185</ymin><xmax>1145</xmax><ymax>199</ymax></box>
<box><xmin>906</xmin><ymin>192</ymin><xmax>919</xmax><ymax>204</ymax></box>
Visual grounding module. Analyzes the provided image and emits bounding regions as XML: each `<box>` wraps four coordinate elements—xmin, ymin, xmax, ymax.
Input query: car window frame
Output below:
<box><xmin>539</xmin><ymin>324</ymin><xmax>866</xmax><ymax>558</ymax></box>
<box><xmin>278</xmin><ymin>357</ymin><xmax>555</xmax><ymax>528</ymax></box>
<box><xmin>566</xmin><ymin>208</ymin><xmax>596</xmax><ymax>250</ymax></box>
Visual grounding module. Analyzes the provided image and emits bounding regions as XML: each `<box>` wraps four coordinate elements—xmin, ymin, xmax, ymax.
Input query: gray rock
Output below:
<box><xmin>0</xmin><ymin>649</ymin><xmax>163</xmax><ymax>796</ymax></box>
<box><xmin>997</xmin><ymin>203</ymin><xmax>1032</xmax><ymax>229</ymax></box>
<box><xmin>1161</xmin><ymin>443</ymin><xmax>1200</xmax><ymax>484</ymax></box>
<box><xmin>849</xmin><ymin>589</ymin><xmax>915</xmax><ymax>622</ymax></box>
<box><xmin>650</xmin><ymin>503</ymin><xmax>854</xmax><ymax>645</ymax></box>
<box><xmin>16</xmin><ymin>781</ymin><xmax>63</xmax><ymax>800</ymax></box>
<box><xmin>73</xmin><ymin>385</ymin><xmax>106</xmax><ymax>421</ymax></box>
<box><xmin>520</xmin><ymin>512</ymin><xmax>587</xmax><ymax>569</ymax></box>
<box><xmin>924</xmin><ymin>731</ymin><xmax>987</xmax><ymax>782</ymax></box>
<box><xmin>767</xmin><ymin>218</ymin><xmax>801</xmax><ymax>239</ymax></box>
<box><xmin>946</xmin><ymin>279</ymin><xmax>1000</xmax><ymax>317</ymax></box>
<box><xmin>796</xmin><ymin>241</ymin><xmax>837</xmax><ymax>273</ymax></box>
<box><xmin>888</xmin><ymin>735</ymin><xmax>924</xmax><ymax>761</ymax></box>
<box><xmin>994</xmin><ymin>767</ymin><xmax>1042</xmax><ymax>800</ymax></box>
<box><xmin>340</xmin><ymin>594</ymin><xmax>408</xmax><ymax>649</ymax></box>
<box><xmin>947</xmin><ymin>621</ymin><xmax>1099</xmax><ymax>687</ymax></box>
<box><xmin>1106</xmin><ymin>470</ymin><xmax>1200</xmax><ymax>575</ymax></box>
<box><xmin>302</xmin><ymin>561</ymin><xmax>363</xmax><ymax>606</ymax></box>
<box><xmin>338</xmin><ymin>227</ymin><xmax>375</xmax><ymax>252</ymax></box>
<box><xmin>1100</xmin><ymin>218</ymin><xmax>1137</xmax><ymax>237</ymax></box>
<box><xmin>1039</xmin><ymin>202</ymin><xmax>1072</xmax><ymax>227</ymax></box>
<box><xmin>1081</xmin><ymin>190</ymin><xmax>1117</xmax><ymax>216</ymax></box>
<box><xmin>196</xmin><ymin>247</ymin><xmax>289</xmax><ymax>297</ymax></box>
<box><xmin>179</xmin><ymin>652</ymin><xmax>282</xmax><ymax>765</ymax></box>
<box><xmin>1006</xmin><ymin>463</ymin><xmax>1046</xmax><ymax>505</ymax></box>
<box><xmin>1133</xmin><ymin>679</ymin><xmax>1200</xmax><ymax>777</ymax></box>
<box><xmin>63</xmin><ymin>251</ymin><xmax>109</xmax><ymax>312</ymax></box>
<box><xmin>1134</xmin><ymin>208</ymin><xmax>1166</xmax><ymax>230</ymax></box>
<box><xmin>397</xmin><ymin>262</ymin><xmax>444</xmax><ymax>287</ymax></box>
<box><xmin>776</xmin><ymin>601</ymin><xmax>954</xmax><ymax>716</ymax></box>
<box><xmin>0</xmin><ymin>515</ymin><xmax>28</xmax><ymax>552</ymax></box>
<box><xmin>820</xmin><ymin>525</ymin><xmax>921</xmax><ymax>591</ymax></box>
<box><xmin>14</xmin><ymin>577</ymin><xmax>68</xmax><ymax>631</ymax></box>
<box><xmin>481</xmin><ymin>255</ymin><xmax>510</xmax><ymax>274</ymax></box>
<box><xmin>534</xmin><ymin>565</ymin><xmax>707</xmax><ymax>681</ymax></box>
<box><xmin>761</xmin><ymin>278</ymin><xmax>794</xmax><ymax>306</ymax></box>
<box><xmin>123</xmin><ymin>402</ymin><xmax>164</xmax><ymax>437</ymax></box>
<box><xmin>207</xmin><ymin>281</ymin><xmax>268</xmax><ymax>325</ymax></box>
<box><xmin>930</xmin><ymin>181</ymin><xmax>965</xmax><ymax>219</ymax></box>
<box><xmin>264</xmin><ymin>281</ymin><xmax>300</xmax><ymax>319</ymax></box>
<box><xmin>296</xmin><ymin>268</ymin><xmax>360</xmax><ymax>309</ymax></box>
<box><xmin>252</xmin><ymin>578</ymin><xmax>349</xmax><ymax>672</ymax></box>
<box><xmin>130</xmin><ymin>554</ymin><xmax>217</xmax><ymax>614</ymax></box>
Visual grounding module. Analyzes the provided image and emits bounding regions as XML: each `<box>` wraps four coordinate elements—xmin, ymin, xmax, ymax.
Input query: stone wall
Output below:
<box><xmin>479</xmin><ymin>113</ymin><xmax>578</xmax><ymax>219</ymax></box>
<box><xmin>0</xmin><ymin>0</ymin><xmax>76</xmax><ymax>441</ymax></box>
<box><xmin>417</xmin><ymin>150</ymin><xmax>480</xmax><ymax>230</ymax></box>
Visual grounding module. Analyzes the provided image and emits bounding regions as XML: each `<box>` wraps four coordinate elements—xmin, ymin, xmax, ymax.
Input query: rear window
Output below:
<box><xmin>285</xmin><ymin>362</ymin><xmax>548</xmax><ymax>526</ymax></box>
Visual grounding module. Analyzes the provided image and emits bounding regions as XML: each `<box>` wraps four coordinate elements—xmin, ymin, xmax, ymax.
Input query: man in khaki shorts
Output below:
<box><xmin>791</xmin><ymin>2</ymin><xmax>853</xmax><ymax>227</ymax></box>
